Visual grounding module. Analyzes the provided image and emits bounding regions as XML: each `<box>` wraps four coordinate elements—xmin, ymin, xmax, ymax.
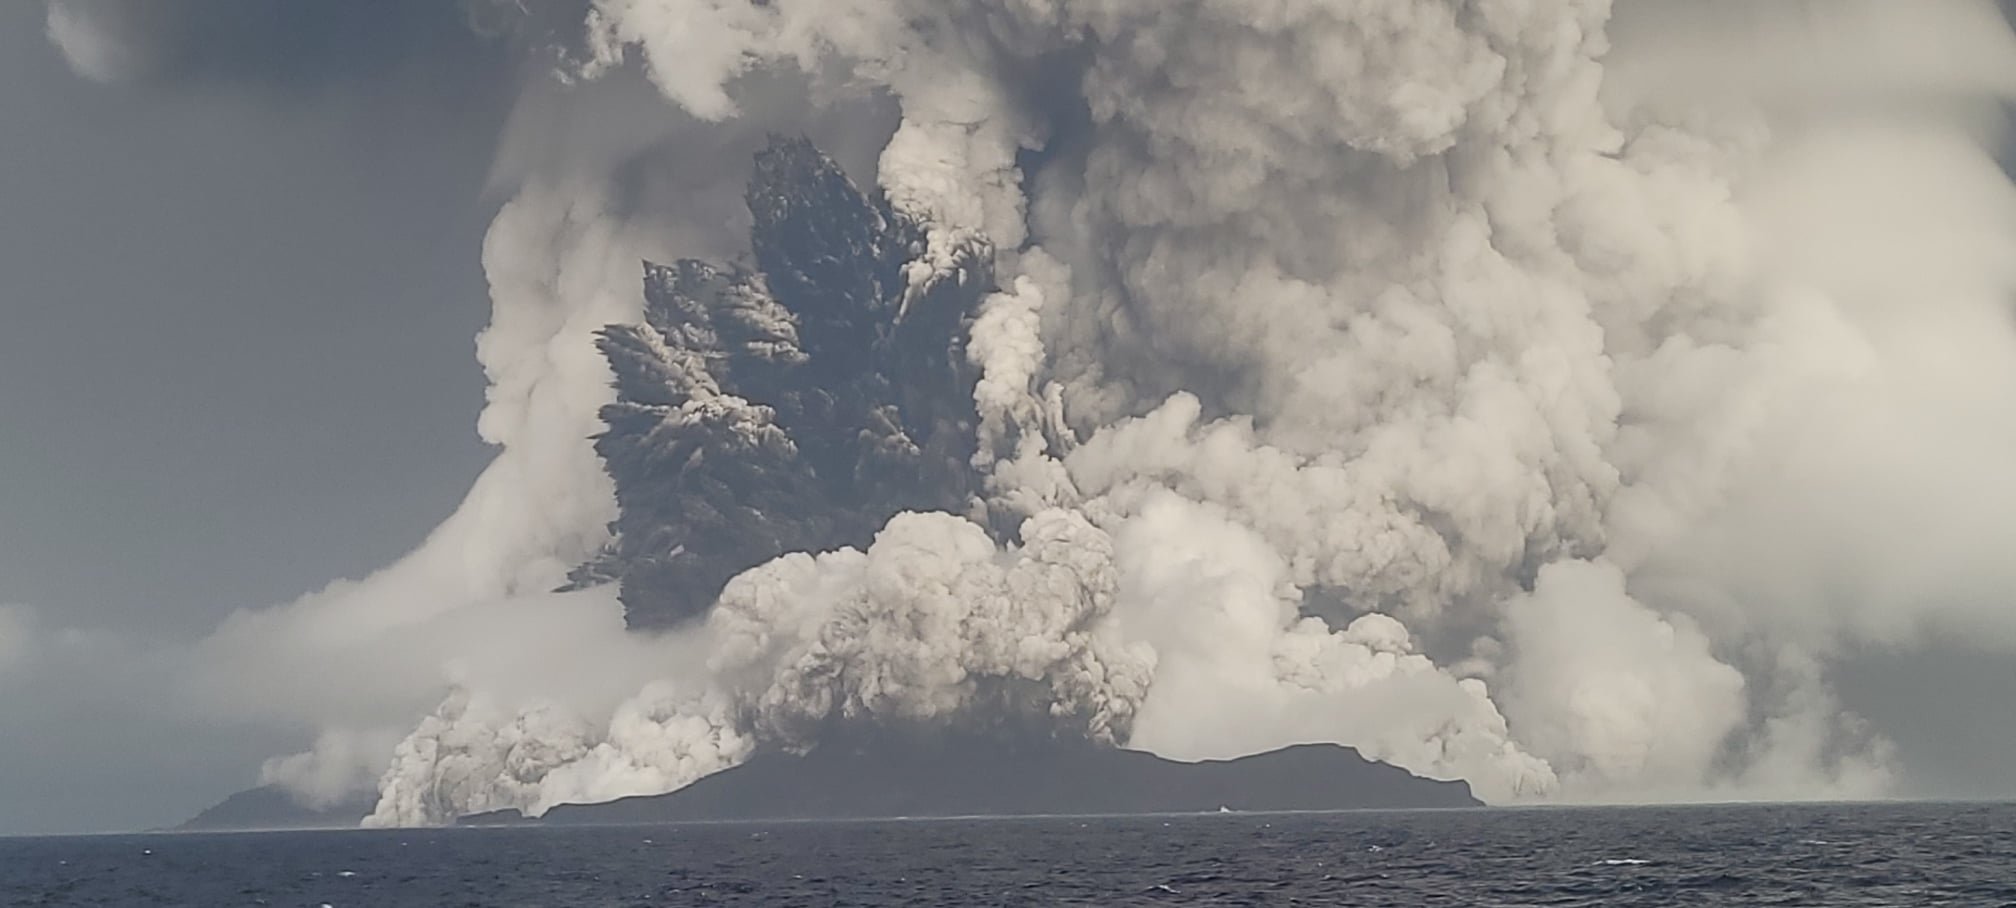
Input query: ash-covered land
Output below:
<box><xmin>465</xmin><ymin>736</ymin><xmax>1479</xmax><ymax>826</ymax></box>
<box><xmin>176</xmin><ymin>786</ymin><xmax>381</xmax><ymax>833</ymax></box>
<box><xmin>192</xmin><ymin>740</ymin><xmax>1477</xmax><ymax>831</ymax></box>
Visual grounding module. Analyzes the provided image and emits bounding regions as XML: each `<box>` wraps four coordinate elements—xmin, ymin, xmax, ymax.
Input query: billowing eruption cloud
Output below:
<box><xmin>45</xmin><ymin>0</ymin><xmax>2016</xmax><ymax>821</ymax></box>
<box><xmin>576</xmin><ymin>139</ymin><xmax>992</xmax><ymax>628</ymax></box>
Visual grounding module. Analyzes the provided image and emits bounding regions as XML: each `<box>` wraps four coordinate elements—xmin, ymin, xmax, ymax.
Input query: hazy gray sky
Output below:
<box><xmin>0</xmin><ymin>1</ymin><xmax>513</xmax><ymax>832</ymax></box>
<box><xmin>0</xmin><ymin>3</ymin><xmax>501</xmax><ymax>637</ymax></box>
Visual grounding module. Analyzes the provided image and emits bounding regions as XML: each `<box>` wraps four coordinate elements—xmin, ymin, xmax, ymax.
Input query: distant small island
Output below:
<box><xmin>179</xmin><ymin>736</ymin><xmax>1477</xmax><ymax>832</ymax></box>
<box><xmin>176</xmin><ymin>785</ymin><xmax>379</xmax><ymax>832</ymax></box>
<box><xmin>462</xmin><ymin>736</ymin><xmax>1478</xmax><ymax>826</ymax></box>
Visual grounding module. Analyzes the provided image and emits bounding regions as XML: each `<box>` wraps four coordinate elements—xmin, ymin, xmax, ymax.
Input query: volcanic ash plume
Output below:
<box><xmin>366</xmin><ymin>141</ymin><xmax>1155</xmax><ymax>826</ymax></box>
<box><xmin>54</xmin><ymin>0</ymin><xmax>2016</xmax><ymax>822</ymax></box>
<box><xmin>371</xmin><ymin>507</ymin><xmax>1156</xmax><ymax>825</ymax></box>
<box><xmin>573</xmin><ymin>138</ymin><xmax>992</xmax><ymax>629</ymax></box>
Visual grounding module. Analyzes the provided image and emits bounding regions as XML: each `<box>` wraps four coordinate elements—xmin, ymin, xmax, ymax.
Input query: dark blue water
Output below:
<box><xmin>4</xmin><ymin>803</ymin><xmax>2012</xmax><ymax>906</ymax></box>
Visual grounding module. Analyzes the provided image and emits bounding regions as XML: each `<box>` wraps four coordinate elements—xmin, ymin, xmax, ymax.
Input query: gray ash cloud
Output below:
<box><xmin>576</xmin><ymin>138</ymin><xmax>994</xmax><ymax>630</ymax></box>
<box><xmin>42</xmin><ymin>0</ymin><xmax>2016</xmax><ymax>828</ymax></box>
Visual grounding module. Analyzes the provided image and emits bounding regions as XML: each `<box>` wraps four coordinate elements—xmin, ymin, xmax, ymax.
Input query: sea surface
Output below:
<box><xmin>3</xmin><ymin>802</ymin><xmax>2012</xmax><ymax>906</ymax></box>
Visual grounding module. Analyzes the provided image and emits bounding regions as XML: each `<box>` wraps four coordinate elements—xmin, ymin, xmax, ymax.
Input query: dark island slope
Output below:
<box><xmin>176</xmin><ymin>785</ymin><xmax>378</xmax><ymax>832</ymax></box>
<box><xmin>463</xmin><ymin>737</ymin><xmax>1479</xmax><ymax>826</ymax></box>
<box><xmin>178</xmin><ymin>739</ymin><xmax>1477</xmax><ymax>831</ymax></box>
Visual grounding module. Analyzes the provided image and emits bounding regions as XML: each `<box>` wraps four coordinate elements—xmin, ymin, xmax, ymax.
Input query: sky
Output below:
<box><xmin>0</xmin><ymin>1</ymin><xmax>513</xmax><ymax>832</ymax></box>
<box><xmin>4</xmin><ymin>0</ymin><xmax>2016</xmax><ymax>837</ymax></box>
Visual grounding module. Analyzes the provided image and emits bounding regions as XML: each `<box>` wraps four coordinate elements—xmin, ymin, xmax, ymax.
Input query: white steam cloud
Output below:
<box><xmin>257</xmin><ymin>728</ymin><xmax>405</xmax><ymax>811</ymax></box>
<box><xmin>46</xmin><ymin>0</ymin><xmax>2016</xmax><ymax>822</ymax></box>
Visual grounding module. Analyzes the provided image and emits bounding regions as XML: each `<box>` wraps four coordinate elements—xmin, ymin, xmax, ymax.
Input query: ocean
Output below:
<box><xmin>3</xmin><ymin>802</ymin><xmax>2011</xmax><ymax>906</ymax></box>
